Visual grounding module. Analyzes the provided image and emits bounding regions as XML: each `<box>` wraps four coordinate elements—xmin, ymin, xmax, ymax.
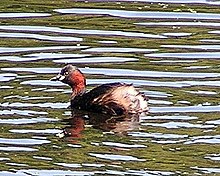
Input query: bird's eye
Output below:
<box><xmin>64</xmin><ymin>71</ymin><xmax>69</xmax><ymax>75</ymax></box>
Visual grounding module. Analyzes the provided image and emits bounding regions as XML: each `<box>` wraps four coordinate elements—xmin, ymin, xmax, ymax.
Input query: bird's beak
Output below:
<box><xmin>50</xmin><ymin>74</ymin><xmax>65</xmax><ymax>81</ymax></box>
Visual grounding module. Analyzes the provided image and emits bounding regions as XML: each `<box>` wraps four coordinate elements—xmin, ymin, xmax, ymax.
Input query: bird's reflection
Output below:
<box><xmin>60</xmin><ymin>109</ymin><xmax>141</xmax><ymax>143</ymax></box>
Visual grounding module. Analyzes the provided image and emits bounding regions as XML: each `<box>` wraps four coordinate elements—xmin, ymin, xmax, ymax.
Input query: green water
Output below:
<box><xmin>0</xmin><ymin>0</ymin><xmax>220</xmax><ymax>175</ymax></box>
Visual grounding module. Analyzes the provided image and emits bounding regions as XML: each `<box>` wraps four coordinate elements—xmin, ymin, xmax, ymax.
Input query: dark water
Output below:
<box><xmin>0</xmin><ymin>0</ymin><xmax>220</xmax><ymax>175</ymax></box>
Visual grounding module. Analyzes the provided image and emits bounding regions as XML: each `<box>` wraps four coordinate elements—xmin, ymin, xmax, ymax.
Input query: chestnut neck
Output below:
<box><xmin>69</xmin><ymin>69</ymin><xmax>86</xmax><ymax>98</ymax></box>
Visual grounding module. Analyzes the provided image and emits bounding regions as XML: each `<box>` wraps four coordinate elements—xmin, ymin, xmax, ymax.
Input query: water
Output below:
<box><xmin>0</xmin><ymin>25</ymin><xmax>167</xmax><ymax>39</ymax></box>
<box><xmin>54</xmin><ymin>8</ymin><xmax>220</xmax><ymax>20</ymax></box>
<box><xmin>0</xmin><ymin>0</ymin><xmax>220</xmax><ymax>175</ymax></box>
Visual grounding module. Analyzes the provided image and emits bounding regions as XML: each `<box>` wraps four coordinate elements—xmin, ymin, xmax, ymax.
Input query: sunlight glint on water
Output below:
<box><xmin>0</xmin><ymin>0</ymin><xmax>220</xmax><ymax>175</ymax></box>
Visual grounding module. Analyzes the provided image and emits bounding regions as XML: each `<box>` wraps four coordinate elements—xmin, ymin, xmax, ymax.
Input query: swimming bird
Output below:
<box><xmin>50</xmin><ymin>65</ymin><xmax>148</xmax><ymax>116</ymax></box>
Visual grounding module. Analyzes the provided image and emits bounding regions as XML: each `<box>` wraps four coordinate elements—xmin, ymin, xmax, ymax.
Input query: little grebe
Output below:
<box><xmin>50</xmin><ymin>65</ymin><xmax>148</xmax><ymax>116</ymax></box>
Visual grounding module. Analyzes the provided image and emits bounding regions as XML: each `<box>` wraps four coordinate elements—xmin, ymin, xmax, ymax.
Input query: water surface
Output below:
<box><xmin>0</xmin><ymin>0</ymin><xmax>220</xmax><ymax>175</ymax></box>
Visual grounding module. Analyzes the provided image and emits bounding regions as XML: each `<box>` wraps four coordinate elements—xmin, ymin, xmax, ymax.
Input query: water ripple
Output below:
<box><xmin>10</xmin><ymin>129</ymin><xmax>62</xmax><ymax>134</ymax></box>
<box><xmin>0</xmin><ymin>146</ymin><xmax>38</xmax><ymax>152</ymax></box>
<box><xmin>0</xmin><ymin>102</ymin><xmax>69</xmax><ymax>109</ymax></box>
<box><xmin>142</xmin><ymin>122</ymin><xmax>215</xmax><ymax>129</ymax></box>
<box><xmin>151</xmin><ymin>105</ymin><xmax>220</xmax><ymax>113</ymax></box>
<box><xmin>146</xmin><ymin>52</ymin><xmax>220</xmax><ymax>59</ymax></box>
<box><xmin>205</xmin><ymin>154</ymin><xmax>220</xmax><ymax>161</ymax></box>
<box><xmin>0</xmin><ymin>32</ymin><xmax>82</xmax><ymax>42</ymax></box>
<box><xmin>0</xmin><ymin>13</ymin><xmax>51</xmax><ymax>18</ymax></box>
<box><xmin>0</xmin><ymin>138</ymin><xmax>50</xmax><ymax>145</ymax></box>
<box><xmin>54</xmin><ymin>8</ymin><xmax>220</xmax><ymax>20</ymax></box>
<box><xmin>27</xmin><ymin>52</ymin><xmax>90</xmax><ymax>59</ymax></box>
<box><xmin>21</xmin><ymin>80</ymin><xmax>65</xmax><ymax>86</ymax></box>
<box><xmin>89</xmin><ymin>153</ymin><xmax>145</xmax><ymax>161</ymax></box>
<box><xmin>162</xmin><ymin>45</ymin><xmax>220</xmax><ymax>50</ymax></box>
<box><xmin>4</xmin><ymin>95</ymin><xmax>54</xmax><ymax>101</ymax></box>
<box><xmin>0</xmin><ymin>73</ymin><xmax>17</xmax><ymax>82</ymax></box>
<box><xmin>150</xmin><ymin>60</ymin><xmax>197</xmax><ymax>63</ymax></box>
<box><xmin>97</xmin><ymin>169</ymin><xmax>175</xmax><ymax>176</ymax></box>
<box><xmin>209</xmin><ymin>30</ymin><xmax>220</xmax><ymax>35</ymax></box>
<box><xmin>206</xmin><ymin>119</ymin><xmax>220</xmax><ymax>125</ymax></box>
<box><xmin>5</xmin><ymin>67</ymin><xmax>219</xmax><ymax>79</ymax></box>
<box><xmin>20</xmin><ymin>78</ymin><xmax>220</xmax><ymax>88</ymax></box>
<box><xmin>0</xmin><ymin>109</ymin><xmax>47</xmax><ymax>116</ymax></box>
<box><xmin>22</xmin><ymin>79</ymin><xmax>187</xmax><ymax>88</ymax></box>
<box><xmin>193</xmin><ymin>166</ymin><xmax>220</xmax><ymax>174</ymax></box>
<box><xmin>0</xmin><ymin>53</ymin><xmax>90</xmax><ymax>62</ymax></box>
<box><xmin>55</xmin><ymin>163</ymin><xmax>82</xmax><ymax>168</ymax></box>
<box><xmin>200</xmin><ymin>39</ymin><xmax>220</xmax><ymax>43</ymax></box>
<box><xmin>102</xmin><ymin>142</ymin><xmax>146</xmax><ymax>148</ymax></box>
<box><xmin>0</xmin><ymin>45</ymin><xmax>88</xmax><ymax>54</ymax></box>
<box><xmin>0</xmin><ymin>157</ymin><xmax>10</xmax><ymax>161</ymax></box>
<box><xmin>98</xmin><ymin>40</ymin><xmax>117</xmax><ymax>44</ymax></box>
<box><xmin>1</xmin><ymin>67</ymin><xmax>59</xmax><ymax>74</ymax></box>
<box><xmin>136</xmin><ymin>21</ymin><xmax>220</xmax><ymax>27</ymax></box>
<box><xmin>1</xmin><ymin>169</ymin><xmax>94</xmax><ymax>176</ymax></box>
<box><xmin>88</xmin><ymin>79</ymin><xmax>220</xmax><ymax>88</ymax></box>
<box><xmin>55</xmin><ymin>162</ymin><xmax>105</xmax><ymax>168</ymax></box>
<box><xmin>33</xmin><ymin>156</ymin><xmax>53</xmax><ymax>161</ymax></box>
<box><xmin>54</xmin><ymin>56</ymin><xmax>138</xmax><ymax>63</ymax></box>
<box><xmin>124</xmin><ymin>169</ymin><xmax>174</xmax><ymax>176</ymax></box>
<box><xmin>88</xmin><ymin>0</ymin><xmax>220</xmax><ymax>5</ymax></box>
<box><xmin>128</xmin><ymin>132</ymin><xmax>188</xmax><ymax>139</ymax></box>
<box><xmin>185</xmin><ymin>135</ymin><xmax>220</xmax><ymax>144</ymax></box>
<box><xmin>143</xmin><ymin>90</ymin><xmax>172</xmax><ymax>98</ymax></box>
<box><xmin>82</xmin><ymin>47</ymin><xmax>157</xmax><ymax>53</ymax></box>
<box><xmin>141</xmin><ymin>115</ymin><xmax>198</xmax><ymax>120</ymax></box>
<box><xmin>162</xmin><ymin>32</ymin><xmax>192</xmax><ymax>37</ymax></box>
<box><xmin>149</xmin><ymin>99</ymin><xmax>173</xmax><ymax>105</ymax></box>
<box><xmin>0</xmin><ymin>25</ymin><xmax>167</xmax><ymax>39</ymax></box>
<box><xmin>6</xmin><ymin>163</ymin><xmax>28</xmax><ymax>167</ymax></box>
<box><xmin>184</xmin><ymin>90</ymin><xmax>217</xmax><ymax>95</ymax></box>
<box><xmin>0</xmin><ymin>117</ymin><xmax>58</xmax><ymax>125</ymax></box>
<box><xmin>81</xmin><ymin>67</ymin><xmax>220</xmax><ymax>78</ymax></box>
<box><xmin>184</xmin><ymin>66</ymin><xmax>211</xmax><ymax>70</ymax></box>
<box><xmin>0</xmin><ymin>86</ymin><xmax>13</xmax><ymax>89</ymax></box>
